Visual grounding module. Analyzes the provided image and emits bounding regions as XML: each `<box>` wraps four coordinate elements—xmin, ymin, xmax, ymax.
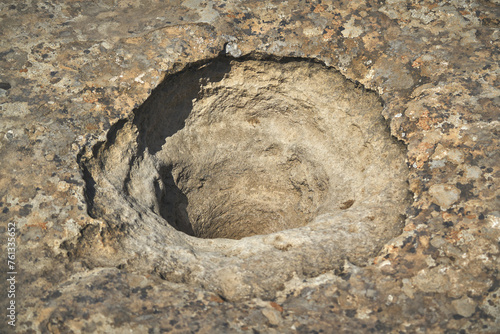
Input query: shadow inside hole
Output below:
<box><xmin>130</xmin><ymin>58</ymin><xmax>233</xmax><ymax>234</ymax></box>
<box><xmin>156</xmin><ymin>165</ymin><xmax>194</xmax><ymax>236</ymax></box>
<box><xmin>133</xmin><ymin>58</ymin><xmax>232</xmax><ymax>156</ymax></box>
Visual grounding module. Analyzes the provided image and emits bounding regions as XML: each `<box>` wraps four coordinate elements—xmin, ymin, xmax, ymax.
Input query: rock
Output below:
<box><xmin>262</xmin><ymin>308</ymin><xmax>282</xmax><ymax>325</ymax></box>
<box><xmin>428</xmin><ymin>184</ymin><xmax>461</xmax><ymax>209</ymax></box>
<box><xmin>452</xmin><ymin>297</ymin><xmax>477</xmax><ymax>318</ymax></box>
<box><xmin>1</xmin><ymin>0</ymin><xmax>498</xmax><ymax>333</ymax></box>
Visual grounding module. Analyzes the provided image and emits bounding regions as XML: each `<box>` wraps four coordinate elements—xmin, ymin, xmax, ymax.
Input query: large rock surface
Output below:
<box><xmin>0</xmin><ymin>0</ymin><xmax>499</xmax><ymax>333</ymax></box>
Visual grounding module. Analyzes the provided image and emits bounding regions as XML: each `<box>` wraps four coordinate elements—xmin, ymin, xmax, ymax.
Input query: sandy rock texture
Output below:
<box><xmin>0</xmin><ymin>0</ymin><xmax>499</xmax><ymax>333</ymax></box>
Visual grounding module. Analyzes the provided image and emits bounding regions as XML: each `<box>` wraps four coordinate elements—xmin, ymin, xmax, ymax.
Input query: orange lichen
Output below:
<box><xmin>26</xmin><ymin>221</ymin><xmax>48</xmax><ymax>231</ymax></box>
<box><xmin>313</xmin><ymin>5</ymin><xmax>326</xmax><ymax>13</ymax></box>
<box><xmin>417</xmin><ymin>111</ymin><xmax>432</xmax><ymax>130</ymax></box>
<box><xmin>412</xmin><ymin>57</ymin><xmax>423</xmax><ymax>69</ymax></box>
<box><xmin>209</xmin><ymin>295</ymin><xmax>224</xmax><ymax>303</ymax></box>
<box><xmin>322</xmin><ymin>28</ymin><xmax>335</xmax><ymax>41</ymax></box>
<box><xmin>270</xmin><ymin>302</ymin><xmax>283</xmax><ymax>312</ymax></box>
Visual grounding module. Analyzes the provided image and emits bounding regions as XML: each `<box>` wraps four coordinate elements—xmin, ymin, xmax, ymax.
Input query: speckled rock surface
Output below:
<box><xmin>0</xmin><ymin>0</ymin><xmax>499</xmax><ymax>333</ymax></box>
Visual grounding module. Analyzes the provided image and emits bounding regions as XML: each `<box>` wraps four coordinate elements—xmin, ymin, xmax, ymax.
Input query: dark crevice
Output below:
<box><xmin>156</xmin><ymin>165</ymin><xmax>194</xmax><ymax>236</ymax></box>
<box><xmin>77</xmin><ymin>153</ymin><xmax>97</xmax><ymax>218</ymax></box>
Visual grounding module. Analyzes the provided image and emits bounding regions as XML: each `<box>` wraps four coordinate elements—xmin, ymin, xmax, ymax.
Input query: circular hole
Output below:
<box><xmin>77</xmin><ymin>56</ymin><xmax>410</xmax><ymax>299</ymax></box>
<box><xmin>156</xmin><ymin>130</ymin><xmax>330</xmax><ymax>239</ymax></box>
<box><xmin>82</xmin><ymin>56</ymin><xmax>408</xmax><ymax>245</ymax></box>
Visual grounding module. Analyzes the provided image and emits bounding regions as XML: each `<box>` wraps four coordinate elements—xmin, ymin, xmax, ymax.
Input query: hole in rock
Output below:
<box><xmin>82</xmin><ymin>56</ymin><xmax>409</xmax><ymax>242</ymax></box>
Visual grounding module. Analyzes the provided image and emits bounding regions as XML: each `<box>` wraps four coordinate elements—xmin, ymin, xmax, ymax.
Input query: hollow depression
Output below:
<box><xmin>78</xmin><ymin>56</ymin><xmax>409</xmax><ymax>298</ymax></box>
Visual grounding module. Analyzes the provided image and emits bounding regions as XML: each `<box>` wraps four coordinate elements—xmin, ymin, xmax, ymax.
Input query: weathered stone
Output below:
<box><xmin>452</xmin><ymin>297</ymin><xmax>477</xmax><ymax>318</ymax></box>
<box><xmin>428</xmin><ymin>184</ymin><xmax>461</xmax><ymax>209</ymax></box>
<box><xmin>0</xmin><ymin>0</ymin><xmax>498</xmax><ymax>332</ymax></box>
<box><xmin>262</xmin><ymin>307</ymin><xmax>282</xmax><ymax>326</ymax></box>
